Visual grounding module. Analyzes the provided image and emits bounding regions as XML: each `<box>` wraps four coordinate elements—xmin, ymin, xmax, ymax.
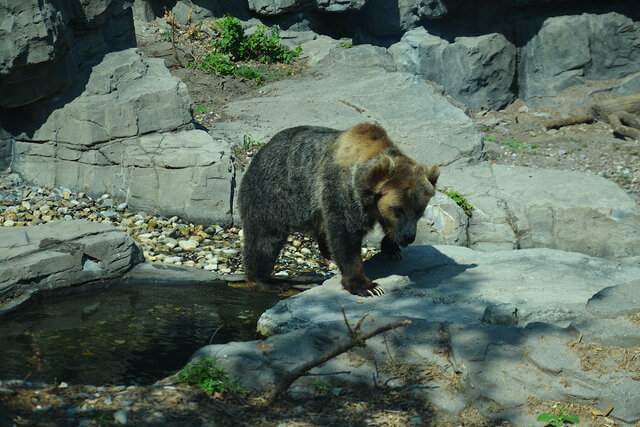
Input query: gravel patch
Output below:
<box><xmin>0</xmin><ymin>170</ymin><xmax>378</xmax><ymax>281</ymax></box>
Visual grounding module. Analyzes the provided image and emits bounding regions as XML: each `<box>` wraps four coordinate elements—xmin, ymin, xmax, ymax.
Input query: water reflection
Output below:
<box><xmin>0</xmin><ymin>279</ymin><xmax>283</xmax><ymax>385</ymax></box>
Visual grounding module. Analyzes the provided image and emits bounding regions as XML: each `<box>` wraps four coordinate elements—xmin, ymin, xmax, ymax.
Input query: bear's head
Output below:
<box><xmin>363</xmin><ymin>155</ymin><xmax>439</xmax><ymax>247</ymax></box>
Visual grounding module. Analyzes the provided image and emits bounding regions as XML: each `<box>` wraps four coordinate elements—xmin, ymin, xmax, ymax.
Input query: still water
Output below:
<box><xmin>0</xmin><ymin>279</ymin><xmax>283</xmax><ymax>385</ymax></box>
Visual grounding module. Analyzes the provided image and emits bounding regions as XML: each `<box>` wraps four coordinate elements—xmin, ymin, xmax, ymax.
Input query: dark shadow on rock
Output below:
<box><xmin>365</xmin><ymin>244</ymin><xmax>477</xmax><ymax>289</ymax></box>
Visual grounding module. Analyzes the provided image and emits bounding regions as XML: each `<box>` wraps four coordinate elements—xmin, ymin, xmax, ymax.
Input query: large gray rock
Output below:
<box><xmin>519</xmin><ymin>12</ymin><xmax>640</xmax><ymax>102</ymax></box>
<box><xmin>220</xmin><ymin>45</ymin><xmax>484</xmax><ymax>231</ymax></box>
<box><xmin>0</xmin><ymin>220</ymin><xmax>144</xmax><ymax>311</ymax></box>
<box><xmin>442</xmin><ymin>164</ymin><xmax>640</xmax><ymax>260</ymax></box>
<box><xmin>191</xmin><ymin>245</ymin><xmax>640</xmax><ymax>425</ymax></box>
<box><xmin>257</xmin><ymin>245</ymin><xmax>640</xmax><ymax>334</ymax></box>
<box><xmin>11</xmin><ymin>49</ymin><xmax>235</xmax><ymax>225</ymax></box>
<box><xmin>0</xmin><ymin>0</ymin><xmax>135</xmax><ymax>109</ymax></box>
<box><xmin>219</xmin><ymin>45</ymin><xmax>484</xmax><ymax>171</ymax></box>
<box><xmin>390</xmin><ymin>28</ymin><xmax>516</xmax><ymax>110</ymax></box>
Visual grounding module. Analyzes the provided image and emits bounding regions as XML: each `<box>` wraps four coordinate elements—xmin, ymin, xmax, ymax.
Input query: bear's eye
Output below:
<box><xmin>393</xmin><ymin>206</ymin><xmax>404</xmax><ymax>217</ymax></box>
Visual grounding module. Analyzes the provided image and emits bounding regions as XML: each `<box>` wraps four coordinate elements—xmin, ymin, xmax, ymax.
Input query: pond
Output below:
<box><xmin>0</xmin><ymin>279</ymin><xmax>284</xmax><ymax>386</ymax></box>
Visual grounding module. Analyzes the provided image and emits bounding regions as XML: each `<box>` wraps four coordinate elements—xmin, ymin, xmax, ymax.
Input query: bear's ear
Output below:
<box><xmin>362</xmin><ymin>155</ymin><xmax>395</xmax><ymax>191</ymax></box>
<box><xmin>425</xmin><ymin>165</ymin><xmax>439</xmax><ymax>186</ymax></box>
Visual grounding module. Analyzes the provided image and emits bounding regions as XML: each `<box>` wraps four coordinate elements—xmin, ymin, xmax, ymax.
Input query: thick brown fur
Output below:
<box><xmin>238</xmin><ymin>123</ymin><xmax>439</xmax><ymax>297</ymax></box>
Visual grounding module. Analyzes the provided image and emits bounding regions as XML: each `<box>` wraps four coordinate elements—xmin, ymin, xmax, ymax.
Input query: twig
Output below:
<box><xmin>164</xmin><ymin>10</ymin><xmax>184</xmax><ymax>68</ymax></box>
<box><xmin>170</xmin><ymin>14</ymin><xmax>183</xmax><ymax>67</ymax></box>
<box><xmin>265</xmin><ymin>317</ymin><xmax>410</xmax><ymax>405</ymax></box>
<box><xmin>209</xmin><ymin>324</ymin><xmax>223</xmax><ymax>346</ymax></box>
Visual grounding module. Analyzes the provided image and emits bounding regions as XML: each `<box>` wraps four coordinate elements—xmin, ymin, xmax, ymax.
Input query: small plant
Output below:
<box><xmin>233</xmin><ymin>134</ymin><xmax>264</xmax><ymax>157</ymax></box>
<box><xmin>161</xmin><ymin>26</ymin><xmax>172</xmax><ymax>42</ymax></box>
<box><xmin>175</xmin><ymin>357</ymin><xmax>246</xmax><ymax>396</ymax></box>
<box><xmin>90</xmin><ymin>410</ymin><xmax>117</xmax><ymax>425</ymax></box>
<box><xmin>439</xmin><ymin>188</ymin><xmax>473</xmax><ymax>217</ymax></box>
<box><xmin>313</xmin><ymin>380</ymin><xmax>335</xmax><ymax>396</ymax></box>
<box><xmin>185</xmin><ymin>21</ymin><xmax>203</xmax><ymax>40</ymax></box>
<box><xmin>340</xmin><ymin>41</ymin><xmax>353</xmax><ymax>48</ymax></box>
<box><xmin>194</xmin><ymin>105</ymin><xmax>209</xmax><ymax>114</ymax></box>
<box><xmin>503</xmin><ymin>138</ymin><xmax>538</xmax><ymax>150</ymax></box>
<box><xmin>485</xmin><ymin>134</ymin><xmax>496</xmax><ymax>142</ymax></box>
<box><xmin>537</xmin><ymin>408</ymin><xmax>580</xmax><ymax>426</ymax></box>
<box><xmin>190</xmin><ymin>15</ymin><xmax>301</xmax><ymax>82</ymax></box>
<box><xmin>243</xmin><ymin>134</ymin><xmax>264</xmax><ymax>150</ymax></box>
<box><xmin>504</xmin><ymin>138</ymin><xmax>525</xmax><ymax>148</ymax></box>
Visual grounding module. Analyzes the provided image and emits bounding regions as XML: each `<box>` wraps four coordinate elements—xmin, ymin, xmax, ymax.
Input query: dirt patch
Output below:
<box><xmin>567</xmin><ymin>340</ymin><xmax>640</xmax><ymax>379</ymax></box>
<box><xmin>474</xmin><ymin>98</ymin><xmax>640</xmax><ymax>205</ymax></box>
<box><xmin>135</xmin><ymin>16</ymin><xmax>306</xmax><ymax>132</ymax></box>
<box><xmin>1</xmin><ymin>377</ymin><xmax>502</xmax><ymax>427</ymax></box>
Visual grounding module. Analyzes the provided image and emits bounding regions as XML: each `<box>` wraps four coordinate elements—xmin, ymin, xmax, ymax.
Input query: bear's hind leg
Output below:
<box><xmin>242</xmin><ymin>226</ymin><xmax>289</xmax><ymax>293</ymax></box>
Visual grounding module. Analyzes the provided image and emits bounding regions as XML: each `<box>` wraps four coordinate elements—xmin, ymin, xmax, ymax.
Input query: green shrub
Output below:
<box><xmin>213</xmin><ymin>15</ymin><xmax>245</xmax><ymax>59</ymax></box>
<box><xmin>175</xmin><ymin>357</ymin><xmax>246</xmax><ymax>396</ymax></box>
<box><xmin>190</xmin><ymin>15</ymin><xmax>302</xmax><ymax>82</ymax></box>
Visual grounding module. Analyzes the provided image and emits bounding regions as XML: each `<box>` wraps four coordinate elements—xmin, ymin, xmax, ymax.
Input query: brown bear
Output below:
<box><xmin>238</xmin><ymin>123</ymin><xmax>439</xmax><ymax>297</ymax></box>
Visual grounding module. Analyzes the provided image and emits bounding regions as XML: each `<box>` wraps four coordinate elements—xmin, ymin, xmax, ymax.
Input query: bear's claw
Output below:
<box><xmin>363</xmin><ymin>285</ymin><xmax>385</xmax><ymax>297</ymax></box>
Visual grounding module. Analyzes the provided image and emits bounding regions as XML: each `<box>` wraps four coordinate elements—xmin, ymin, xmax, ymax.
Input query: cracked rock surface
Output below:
<box><xmin>195</xmin><ymin>245</ymin><xmax>640</xmax><ymax>426</ymax></box>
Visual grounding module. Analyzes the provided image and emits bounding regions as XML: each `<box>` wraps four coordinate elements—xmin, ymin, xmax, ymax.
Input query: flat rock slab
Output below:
<box><xmin>257</xmin><ymin>245</ymin><xmax>640</xmax><ymax>335</ymax></box>
<box><xmin>192</xmin><ymin>246</ymin><xmax>640</xmax><ymax>425</ymax></box>
<box><xmin>217</xmin><ymin>45</ymin><xmax>484</xmax><ymax>169</ymax></box>
<box><xmin>0</xmin><ymin>220</ymin><xmax>143</xmax><ymax>312</ymax></box>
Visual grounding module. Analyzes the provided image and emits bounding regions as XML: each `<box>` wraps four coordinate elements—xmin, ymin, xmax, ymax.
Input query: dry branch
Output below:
<box><xmin>163</xmin><ymin>10</ymin><xmax>184</xmax><ymax>68</ymax></box>
<box><xmin>265</xmin><ymin>316</ymin><xmax>411</xmax><ymax>405</ymax></box>
<box><xmin>545</xmin><ymin>114</ymin><xmax>594</xmax><ymax>130</ymax></box>
<box><xmin>545</xmin><ymin>93</ymin><xmax>640</xmax><ymax>140</ymax></box>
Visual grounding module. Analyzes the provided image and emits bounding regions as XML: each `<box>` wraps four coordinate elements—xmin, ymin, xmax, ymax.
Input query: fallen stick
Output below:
<box><xmin>545</xmin><ymin>115</ymin><xmax>594</xmax><ymax>130</ymax></box>
<box><xmin>265</xmin><ymin>317</ymin><xmax>410</xmax><ymax>405</ymax></box>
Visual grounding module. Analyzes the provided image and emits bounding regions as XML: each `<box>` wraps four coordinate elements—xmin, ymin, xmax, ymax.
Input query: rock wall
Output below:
<box><xmin>131</xmin><ymin>0</ymin><xmax>640</xmax><ymax>109</ymax></box>
<box><xmin>0</xmin><ymin>0</ymin><xmax>135</xmax><ymax>109</ymax></box>
<box><xmin>1</xmin><ymin>1</ymin><xmax>237</xmax><ymax>225</ymax></box>
<box><xmin>10</xmin><ymin>48</ymin><xmax>235</xmax><ymax>225</ymax></box>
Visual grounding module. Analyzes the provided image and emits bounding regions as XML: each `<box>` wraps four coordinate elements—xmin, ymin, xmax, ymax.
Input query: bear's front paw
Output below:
<box><xmin>354</xmin><ymin>284</ymin><xmax>385</xmax><ymax>297</ymax></box>
<box><xmin>380</xmin><ymin>235</ymin><xmax>402</xmax><ymax>260</ymax></box>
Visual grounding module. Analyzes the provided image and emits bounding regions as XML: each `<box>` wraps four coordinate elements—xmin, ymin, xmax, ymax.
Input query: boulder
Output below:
<box><xmin>218</xmin><ymin>45</ymin><xmax>484</xmax><ymax>171</ymax></box>
<box><xmin>191</xmin><ymin>245</ymin><xmax>640</xmax><ymax>425</ymax></box>
<box><xmin>219</xmin><ymin>45</ymin><xmax>483</xmax><ymax>229</ymax></box>
<box><xmin>390</xmin><ymin>28</ymin><xmax>516</xmax><ymax>110</ymax></box>
<box><xmin>10</xmin><ymin>49</ymin><xmax>236</xmax><ymax>225</ymax></box>
<box><xmin>0</xmin><ymin>220</ymin><xmax>144</xmax><ymax>311</ymax></box>
<box><xmin>442</xmin><ymin>164</ymin><xmax>640</xmax><ymax>260</ymax></box>
<box><xmin>0</xmin><ymin>0</ymin><xmax>135</xmax><ymax>109</ymax></box>
<box><xmin>519</xmin><ymin>12</ymin><xmax>640</xmax><ymax>102</ymax></box>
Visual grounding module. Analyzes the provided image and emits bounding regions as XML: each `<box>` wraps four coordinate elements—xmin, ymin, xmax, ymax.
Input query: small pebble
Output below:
<box><xmin>113</xmin><ymin>410</ymin><xmax>128</xmax><ymax>424</ymax></box>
